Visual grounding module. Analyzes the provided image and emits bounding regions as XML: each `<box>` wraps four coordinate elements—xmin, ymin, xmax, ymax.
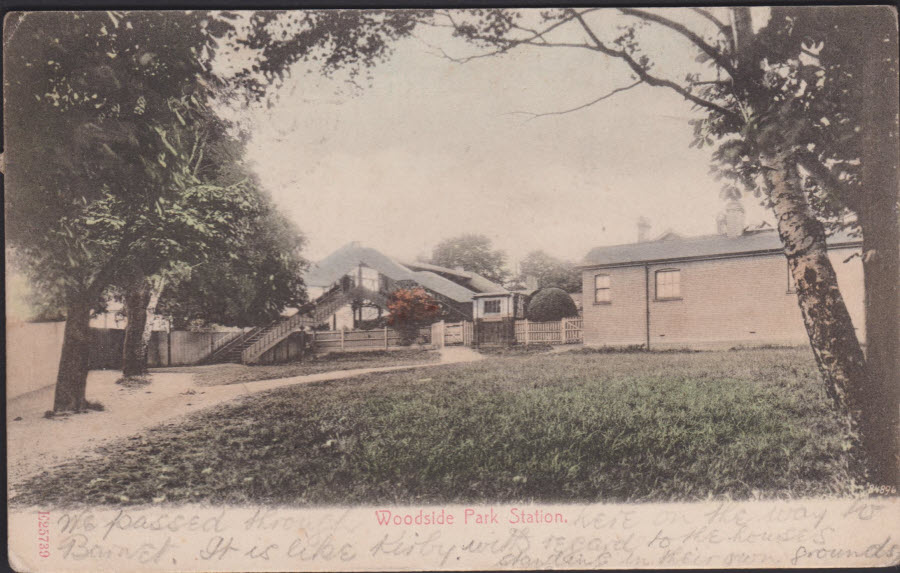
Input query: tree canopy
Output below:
<box><xmin>517</xmin><ymin>250</ymin><xmax>581</xmax><ymax>293</ymax></box>
<box><xmin>526</xmin><ymin>287</ymin><xmax>579</xmax><ymax>322</ymax></box>
<box><xmin>3</xmin><ymin>10</ymin><xmax>420</xmax><ymax>411</ymax></box>
<box><xmin>429</xmin><ymin>234</ymin><xmax>509</xmax><ymax>284</ymax></box>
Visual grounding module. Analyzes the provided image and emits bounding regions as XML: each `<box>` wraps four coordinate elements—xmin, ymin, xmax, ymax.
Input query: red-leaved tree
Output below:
<box><xmin>387</xmin><ymin>288</ymin><xmax>442</xmax><ymax>345</ymax></box>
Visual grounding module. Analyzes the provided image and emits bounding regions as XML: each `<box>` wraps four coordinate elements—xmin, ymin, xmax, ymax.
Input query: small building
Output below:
<box><xmin>578</xmin><ymin>202</ymin><xmax>865</xmax><ymax>349</ymax></box>
<box><xmin>303</xmin><ymin>242</ymin><xmax>510</xmax><ymax>329</ymax></box>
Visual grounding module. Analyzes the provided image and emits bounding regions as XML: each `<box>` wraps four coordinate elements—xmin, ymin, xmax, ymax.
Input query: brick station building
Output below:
<box><xmin>579</xmin><ymin>201</ymin><xmax>865</xmax><ymax>349</ymax></box>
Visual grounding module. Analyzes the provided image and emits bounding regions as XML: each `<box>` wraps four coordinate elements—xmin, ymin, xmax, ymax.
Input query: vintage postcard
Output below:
<box><xmin>5</xmin><ymin>6</ymin><xmax>900</xmax><ymax>571</ymax></box>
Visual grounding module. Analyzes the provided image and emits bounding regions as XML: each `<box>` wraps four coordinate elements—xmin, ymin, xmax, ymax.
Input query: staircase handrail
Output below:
<box><xmin>202</xmin><ymin>326</ymin><xmax>263</xmax><ymax>364</ymax></box>
<box><xmin>241</xmin><ymin>285</ymin><xmax>387</xmax><ymax>364</ymax></box>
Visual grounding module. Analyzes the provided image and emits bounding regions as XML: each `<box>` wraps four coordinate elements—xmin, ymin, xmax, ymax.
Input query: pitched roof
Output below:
<box><xmin>304</xmin><ymin>243</ymin><xmax>486</xmax><ymax>304</ymax></box>
<box><xmin>398</xmin><ymin>259</ymin><xmax>508</xmax><ymax>294</ymax></box>
<box><xmin>581</xmin><ymin>228</ymin><xmax>860</xmax><ymax>268</ymax></box>
<box><xmin>412</xmin><ymin>271</ymin><xmax>478</xmax><ymax>303</ymax></box>
<box><xmin>304</xmin><ymin>242</ymin><xmax>418</xmax><ymax>287</ymax></box>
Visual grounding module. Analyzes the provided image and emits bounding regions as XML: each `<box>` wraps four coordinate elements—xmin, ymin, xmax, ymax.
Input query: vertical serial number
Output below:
<box><xmin>37</xmin><ymin>511</ymin><xmax>50</xmax><ymax>558</ymax></box>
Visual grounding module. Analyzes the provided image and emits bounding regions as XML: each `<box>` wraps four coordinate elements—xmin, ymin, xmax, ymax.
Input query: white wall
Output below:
<box><xmin>7</xmin><ymin>321</ymin><xmax>66</xmax><ymax>398</ymax></box>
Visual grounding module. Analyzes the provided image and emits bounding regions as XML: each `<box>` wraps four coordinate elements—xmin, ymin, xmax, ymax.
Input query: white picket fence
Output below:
<box><xmin>515</xmin><ymin>318</ymin><xmax>583</xmax><ymax>345</ymax></box>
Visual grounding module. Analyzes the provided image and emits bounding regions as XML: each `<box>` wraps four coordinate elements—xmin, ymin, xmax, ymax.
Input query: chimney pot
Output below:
<box><xmin>637</xmin><ymin>216</ymin><xmax>652</xmax><ymax>243</ymax></box>
<box><xmin>725</xmin><ymin>200</ymin><xmax>745</xmax><ymax>238</ymax></box>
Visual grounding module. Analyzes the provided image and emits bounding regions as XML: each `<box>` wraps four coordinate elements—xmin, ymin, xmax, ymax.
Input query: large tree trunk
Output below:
<box><xmin>858</xmin><ymin>7</ymin><xmax>900</xmax><ymax>487</ymax></box>
<box><xmin>52</xmin><ymin>300</ymin><xmax>93</xmax><ymax>412</ymax></box>
<box><xmin>762</xmin><ymin>149</ymin><xmax>871</xmax><ymax>481</ymax></box>
<box><xmin>122</xmin><ymin>274</ymin><xmax>152</xmax><ymax>377</ymax></box>
<box><xmin>858</xmin><ymin>206</ymin><xmax>900</xmax><ymax>487</ymax></box>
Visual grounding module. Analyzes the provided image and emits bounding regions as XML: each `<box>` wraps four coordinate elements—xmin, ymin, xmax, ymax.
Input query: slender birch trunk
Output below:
<box><xmin>122</xmin><ymin>274</ymin><xmax>152</xmax><ymax>377</ymax></box>
<box><xmin>762</xmin><ymin>149</ymin><xmax>871</xmax><ymax>480</ymax></box>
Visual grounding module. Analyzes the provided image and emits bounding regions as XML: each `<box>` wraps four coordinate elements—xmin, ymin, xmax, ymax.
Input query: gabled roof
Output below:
<box><xmin>581</xmin><ymin>228</ymin><xmax>860</xmax><ymax>268</ymax></box>
<box><xmin>305</xmin><ymin>242</ymin><xmax>418</xmax><ymax>287</ymax></box>
<box><xmin>304</xmin><ymin>242</ymin><xmax>495</xmax><ymax>304</ymax></box>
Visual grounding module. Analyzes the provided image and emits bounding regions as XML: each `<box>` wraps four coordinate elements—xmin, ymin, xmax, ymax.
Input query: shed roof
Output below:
<box><xmin>581</xmin><ymin>228</ymin><xmax>860</xmax><ymax>268</ymax></box>
<box><xmin>412</xmin><ymin>271</ymin><xmax>478</xmax><ymax>303</ymax></box>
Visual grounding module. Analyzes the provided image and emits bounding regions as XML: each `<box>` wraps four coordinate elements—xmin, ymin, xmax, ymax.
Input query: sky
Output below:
<box><xmin>239</xmin><ymin>8</ymin><xmax>772</xmax><ymax>269</ymax></box>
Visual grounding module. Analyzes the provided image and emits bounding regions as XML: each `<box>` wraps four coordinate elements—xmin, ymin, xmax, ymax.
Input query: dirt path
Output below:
<box><xmin>7</xmin><ymin>347</ymin><xmax>482</xmax><ymax>493</ymax></box>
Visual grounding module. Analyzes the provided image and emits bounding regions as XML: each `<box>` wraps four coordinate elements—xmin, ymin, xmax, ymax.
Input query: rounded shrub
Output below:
<box><xmin>526</xmin><ymin>287</ymin><xmax>578</xmax><ymax>321</ymax></box>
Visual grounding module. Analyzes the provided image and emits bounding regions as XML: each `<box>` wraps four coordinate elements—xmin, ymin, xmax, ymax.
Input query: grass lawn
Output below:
<box><xmin>158</xmin><ymin>349</ymin><xmax>441</xmax><ymax>386</ymax></box>
<box><xmin>12</xmin><ymin>347</ymin><xmax>851</xmax><ymax>507</ymax></box>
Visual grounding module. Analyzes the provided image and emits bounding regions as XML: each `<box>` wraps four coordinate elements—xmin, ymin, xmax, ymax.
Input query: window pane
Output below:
<box><xmin>594</xmin><ymin>275</ymin><xmax>610</xmax><ymax>303</ymax></box>
<box><xmin>657</xmin><ymin>270</ymin><xmax>680</xmax><ymax>298</ymax></box>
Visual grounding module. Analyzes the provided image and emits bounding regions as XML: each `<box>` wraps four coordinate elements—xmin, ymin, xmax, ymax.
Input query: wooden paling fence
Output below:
<box><xmin>515</xmin><ymin>318</ymin><xmax>583</xmax><ymax>345</ymax></box>
<box><xmin>311</xmin><ymin>326</ymin><xmax>432</xmax><ymax>352</ymax></box>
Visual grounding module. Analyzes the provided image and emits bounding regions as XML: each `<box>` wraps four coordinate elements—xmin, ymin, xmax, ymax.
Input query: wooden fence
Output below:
<box><xmin>310</xmin><ymin>326</ymin><xmax>432</xmax><ymax>353</ymax></box>
<box><xmin>515</xmin><ymin>318</ymin><xmax>583</xmax><ymax>345</ymax></box>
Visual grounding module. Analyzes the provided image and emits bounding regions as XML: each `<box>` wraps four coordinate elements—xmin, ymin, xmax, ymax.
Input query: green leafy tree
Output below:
<box><xmin>430</xmin><ymin>234</ymin><xmax>509</xmax><ymax>283</ymax></box>
<box><xmin>4</xmin><ymin>10</ymin><xmax>419</xmax><ymax>411</ymax></box>
<box><xmin>439</xmin><ymin>7</ymin><xmax>898</xmax><ymax>484</ymax></box>
<box><xmin>517</xmin><ymin>250</ymin><xmax>582</xmax><ymax>293</ymax></box>
<box><xmin>526</xmin><ymin>288</ymin><xmax>579</xmax><ymax>322</ymax></box>
<box><xmin>157</xmin><ymin>202</ymin><xmax>308</xmax><ymax>330</ymax></box>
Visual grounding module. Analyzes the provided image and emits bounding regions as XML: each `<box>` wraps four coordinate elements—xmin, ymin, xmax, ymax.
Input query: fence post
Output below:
<box><xmin>312</xmin><ymin>330</ymin><xmax>317</xmax><ymax>353</ymax></box>
<box><xmin>384</xmin><ymin>326</ymin><xmax>389</xmax><ymax>350</ymax></box>
<box><xmin>523</xmin><ymin>319</ymin><xmax>529</xmax><ymax>346</ymax></box>
<box><xmin>441</xmin><ymin>320</ymin><xmax>446</xmax><ymax>347</ymax></box>
<box><xmin>340</xmin><ymin>328</ymin><xmax>345</xmax><ymax>351</ymax></box>
<box><xmin>561</xmin><ymin>318</ymin><xmax>566</xmax><ymax>344</ymax></box>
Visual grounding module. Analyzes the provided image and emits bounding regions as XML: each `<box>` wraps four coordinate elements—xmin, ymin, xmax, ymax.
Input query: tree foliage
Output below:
<box><xmin>386</xmin><ymin>287</ymin><xmax>441</xmax><ymax>344</ymax></box>
<box><xmin>158</xmin><ymin>201</ymin><xmax>308</xmax><ymax>329</ymax></box>
<box><xmin>430</xmin><ymin>234</ymin><xmax>508</xmax><ymax>283</ymax></box>
<box><xmin>3</xmin><ymin>10</ymin><xmax>419</xmax><ymax>411</ymax></box>
<box><xmin>526</xmin><ymin>288</ymin><xmax>579</xmax><ymax>322</ymax></box>
<box><xmin>517</xmin><ymin>250</ymin><xmax>581</xmax><ymax>293</ymax></box>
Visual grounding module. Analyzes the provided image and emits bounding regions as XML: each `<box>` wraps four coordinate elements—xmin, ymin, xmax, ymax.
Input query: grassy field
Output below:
<box><xmin>159</xmin><ymin>349</ymin><xmax>441</xmax><ymax>386</ymax></box>
<box><xmin>12</xmin><ymin>347</ymin><xmax>851</xmax><ymax>507</ymax></box>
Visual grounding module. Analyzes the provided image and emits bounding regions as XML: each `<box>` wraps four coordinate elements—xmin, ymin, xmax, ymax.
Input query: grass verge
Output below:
<box><xmin>160</xmin><ymin>349</ymin><xmax>440</xmax><ymax>386</ymax></box>
<box><xmin>12</xmin><ymin>347</ymin><xmax>850</xmax><ymax>507</ymax></box>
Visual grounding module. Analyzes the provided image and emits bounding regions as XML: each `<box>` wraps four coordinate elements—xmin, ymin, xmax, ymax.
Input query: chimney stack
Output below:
<box><xmin>637</xmin><ymin>216</ymin><xmax>651</xmax><ymax>243</ymax></box>
<box><xmin>725</xmin><ymin>200</ymin><xmax>745</xmax><ymax>238</ymax></box>
<box><xmin>525</xmin><ymin>275</ymin><xmax>539</xmax><ymax>291</ymax></box>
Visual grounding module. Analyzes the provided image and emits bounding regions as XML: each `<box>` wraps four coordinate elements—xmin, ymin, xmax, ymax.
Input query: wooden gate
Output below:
<box><xmin>431</xmin><ymin>320</ymin><xmax>473</xmax><ymax>347</ymax></box>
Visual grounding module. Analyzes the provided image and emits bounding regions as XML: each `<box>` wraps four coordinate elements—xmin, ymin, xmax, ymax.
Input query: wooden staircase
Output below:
<box><xmin>201</xmin><ymin>327</ymin><xmax>267</xmax><ymax>364</ymax></box>
<box><xmin>240</xmin><ymin>285</ymin><xmax>390</xmax><ymax>365</ymax></box>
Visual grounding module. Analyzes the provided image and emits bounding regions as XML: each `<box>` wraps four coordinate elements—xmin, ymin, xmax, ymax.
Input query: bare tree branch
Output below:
<box><xmin>568</xmin><ymin>9</ymin><xmax>740</xmax><ymax>121</ymax></box>
<box><xmin>691</xmin><ymin>8</ymin><xmax>730</xmax><ymax>37</ymax></box>
<box><xmin>618</xmin><ymin>8</ymin><xmax>738</xmax><ymax>80</ymax></box>
<box><xmin>506</xmin><ymin>80</ymin><xmax>643</xmax><ymax>121</ymax></box>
